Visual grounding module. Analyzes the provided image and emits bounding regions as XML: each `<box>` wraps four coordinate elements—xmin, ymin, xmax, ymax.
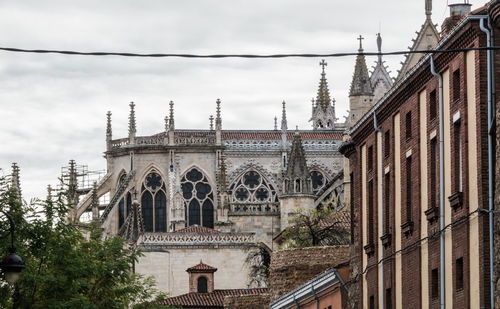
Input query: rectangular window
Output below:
<box><xmin>430</xmin><ymin>138</ymin><xmax>438</xmax><ymax>209</ymax></box>
<box><xmin>368</xmin><ymin>145</ymin><xmax>374</xmax><ymax>171</ymax></box>
<box><xmin>369</xmin><ymin>295</ymin><xmax>375</xmax><ymax>309</ymax></box>
<box><xmin>432</xmin><ymin>268</ymin><xmax>439</xmax><ymax>299</ymax></box>
<box><xmin>385</xmin><ymin>172</ymin><xmax>390</xmax><ymax>234</ymax></box>
<box><xmin>386</xmin><ymin>288</ymin><xmax>392</xmax><ymax>309</ymax></box>
<box><xmin>430</xmin><ymin>89</ymin><xmax>437</xmax><ymax>120</ymax></box>
<box><xmin>453</xmin><ymin>69</ymin><xmax>460</xmax><ymax>102</ymax></box>
<box><xmin>456</xmin><ymin>257</ymin><xmax>464</xmax><ymax>290</ymax></box>
<box><xmin>368</xmin><ymin>180</ymin><xmax>374</xmax><ymax>244</ymax></box>
<box><xmin>406</xmin><ymin>111</ymin><xmax>412</xmax><ymax>140</ymax></box>
<box><xmin>453</xmin><ymin>121</ymin><xmax>462</xmax><ymax>192</ymax></box>
<box><xmin>384</xmin><ymin>130</ymin><xmax>390</xmax><ymax>158</ymax></box>
<box><xmin>406</xmin><ymin>156</ymin><xmax>412</xmax><ymax>222</ymax></box>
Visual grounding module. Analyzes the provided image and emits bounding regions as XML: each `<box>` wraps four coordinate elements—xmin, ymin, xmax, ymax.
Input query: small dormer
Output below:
<box><xmin>186</xmin><ymin>260</ymin><xmax>217</xmax><ymax>293</ymax></box>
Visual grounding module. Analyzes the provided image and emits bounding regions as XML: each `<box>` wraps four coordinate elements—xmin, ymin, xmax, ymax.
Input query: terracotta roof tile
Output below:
<box><xmin>162</xmin><ymin>288</ymin><xmax>268</xmax><ymax>308</ymax></box>
<box><xmin>174</xmin><ymin>225</ymin><xmax>219</xmax><ymax>233</ymax></box>
<box><xmin>186</xmin><ymin>261</ymin><xmax>217</xmax><ymax>273</ymax></box>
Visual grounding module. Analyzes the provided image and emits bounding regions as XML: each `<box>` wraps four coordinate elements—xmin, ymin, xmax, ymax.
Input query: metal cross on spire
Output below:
<box><xmin>319</xmin><ymin>59</ymin><xmax>327</xmax><ymax>73</ymax></box>
<box><xmin>357</xmin><ymin>35</ymin><xmax>364</xmax><ymax>50</ymax></box>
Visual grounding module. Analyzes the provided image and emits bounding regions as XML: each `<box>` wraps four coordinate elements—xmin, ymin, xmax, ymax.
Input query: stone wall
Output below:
<box><xmin>223</xmin><ymin>294</ymin><xmax>270</xmax><ymax>309</ymax></box>
<box><xmin>269</xmin><ymin>245</ymin><xmax>349</xmax><ymax>301</ymax></box>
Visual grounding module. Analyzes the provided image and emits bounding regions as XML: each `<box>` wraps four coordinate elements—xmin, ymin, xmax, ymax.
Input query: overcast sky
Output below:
<box><xmin>0</xmin><ymin>0</ymin><xmax>481</xmax><ymax>201</ymax></box>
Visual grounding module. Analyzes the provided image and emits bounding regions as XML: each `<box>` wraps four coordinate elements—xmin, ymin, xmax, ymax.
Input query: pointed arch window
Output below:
<box><xmin>141</xmin><ymin>170</ymin><xmax>167</xmax><ymax>232</ymax></box>
<box><xmin>197</xmin><ymin>276</ymin><xmax>208</xmax><ymax>293</ymax></box>
<box><xmin>181</xmin><ymin>168</ymin><xmax>214</xmax><ymax>228</ymax></box>
<box><xmin>310</xmin><ymin>170</ymin><xmax>326</xmax><ymax>194</ymax></box>
<box><xmin>228</xmin><ymin>170</ymin><xmax>278</xmax><ymax>205</ymax></box>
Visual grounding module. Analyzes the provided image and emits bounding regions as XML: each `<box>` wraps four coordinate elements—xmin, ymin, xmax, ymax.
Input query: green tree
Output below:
<box><xmin>0</xmin><ymin>173</ymin><xmax>173</xmax><ymax>309</ymax></box>
<box><xmin>281</xmin><ymin>205</ymin><xmax>350</xmax><ymax>248</ymax></box>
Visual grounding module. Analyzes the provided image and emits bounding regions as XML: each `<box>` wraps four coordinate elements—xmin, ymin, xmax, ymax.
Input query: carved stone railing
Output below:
<box><xmin>223</xmin><ymin>140</ymin><xmax>340</xmax><ymax>151</ymax></box>
<box><xmin>111</xmin><ymin>138</ymin><xmax>129</xmax><ymax>149</ymax></box>
<box><xmin>141</xmin><ymin>231</ymin><xmax>255</xmax><ymax>244</ymax></box>
<box><xmin>136</xmin><ymin>135</ymin><xmax>164</xmax><ymax>145</ymax></box>
<box><xmin>229</xmin><ymin>203</ymin><xmax>280</xmax><ymax>215</ymax></box>
<box><xmin>174</xmin><ymin>135</ymin><xmax>216</xmax><ymax>145</ymax></box>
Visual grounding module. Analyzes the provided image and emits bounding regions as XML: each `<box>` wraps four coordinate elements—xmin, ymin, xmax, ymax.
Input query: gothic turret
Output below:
<box><xmin>215</xmin><ymin>99</ymin><xmax>222</xmax><ymax>146</ymax></box>
<box><xmin>168</xmin><ymin>101</ymin><xmax>175</xmax><ymax>146</ymax></box>
<box><xmin>310</xmin><ymin>60</ymin><xmax>337</xmax><ymax>130</ymax></box>
<box><xmin>348</xmin><ymin>36</ymin><xmax>374</xmax><ymax>126</ymax></box>
<box><xmin>279</xmin><ymin>130</ymin><xmax>315</xmax><ymax>229</ymax></box>
<box><xmin>370</xmin><ymin>33</ymin><xmax>393</xmax><ymax>104</ymax></box>
<box><xmin>106</xmin><ymin>111</ymin><xmax>112</xmax><ymax>151</ymax></box>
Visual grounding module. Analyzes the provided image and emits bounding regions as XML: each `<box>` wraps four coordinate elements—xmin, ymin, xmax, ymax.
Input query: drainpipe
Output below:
<box><xmin>479</xmin><ymin>17</ymin><xmax>495</xmax><ymax>309</ymax></box>
<box><xmin>373</xmin><ymin>112</ymin><xmax>384</xmax><ymax>309</ymax></box>
<box><xmin>311</xmin><ymin>284</ymin><xmax>319</xmax><ymax>309</ymax></box>
<box><xmin>430</xmin><ymin>55</ymin><xmax>445</xmax><ymax>309</ymax></box>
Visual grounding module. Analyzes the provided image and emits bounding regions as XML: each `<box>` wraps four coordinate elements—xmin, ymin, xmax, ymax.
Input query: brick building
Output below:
<box><xmin>340</xmin><ymin>3</ymin><xmax>497</xmax><ymax>309</ymax></box>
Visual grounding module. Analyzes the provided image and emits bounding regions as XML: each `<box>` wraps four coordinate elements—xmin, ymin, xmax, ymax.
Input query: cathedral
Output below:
<box><xmin>70</xmin><ymin>1</ymin><xmax>440</xmax><ymax>296</ymax></box>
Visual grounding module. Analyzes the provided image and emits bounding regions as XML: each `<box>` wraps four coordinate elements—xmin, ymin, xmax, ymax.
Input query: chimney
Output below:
<box><xmin>442</xmin><ymin>1</ymin><xmax>472</xmax><ymax>36</ymax></box>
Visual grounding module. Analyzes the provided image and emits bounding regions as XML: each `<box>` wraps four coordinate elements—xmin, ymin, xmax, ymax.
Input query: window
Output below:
<box><xmin>385</xmin><ymin>172</ymin><xmax>390</xmax><ymax>234</ymax></box>
<box><xmin>368</xmin><ymin>146</ymin><xmax>374</xmax><ymax>171</ymax></box>
<box><xmin>453</xmin><ymin>69</ymin><xmax>460</xmax><ymax>102</ymax></box>
<box><xmin>119</xmin><ymin>198</ymin><xmax>125</xmax><ymax>227</ymax></box>
<box><xmin>386</xmin><ymin>288</ymin><xmax>392</xmax><ymax>309</ymax></box>
<box><xmin>453</xmin><ymin>121</ymin><xmax>462</xmax><ymax>192</ymax></box>
<box><xmin>456</xmin><ymin>257</ymin><xmax>464</xmax><ymax>290</ymax></box>
<box><xmin>228</xmin><ymin>170</ymin><xmax>278</xmax><ymax>205</ymax></box>
<box><xmin>384</xmin><ymin>130</ymin><xmax>390</xmax><ymax>158</ymax></box>
<box><xmin>182</xmin><ymin>168</ymin><xmax>214</xmax><ymax>228</ymax></box>
<box><xmin>405</xmin><ymin>111</ymin><xmax>412</xmax><ymax>140</ymax></box>
<box><xmin>197</xmin><ymin>276</ymin><xmax>208</xmax><ymax>293</ymax></box>
<box><xmin>430</xmin><ymin>138</ymin><xmax>438</xmax><ymax>209</ymax></box>
<box><xmin>432</xmin><ymin>268</ymin><xmax>439</xmax><ymax>299</ymax></box>
<box><xmin>141</xmin><ymin>171</ymin><xmax>167</xmax><ymax>232</ymax></box>
<box><xmin>369</xmin><ymin>295</ymin><xmax>375</xmax><ymax>309</ymax></box>
<box><xmin>295</xmin><ymin>179</ymin><xmax>301</xmax><ymax>193</ymax></box>
<box><xmin>310</xmin><ymin>170</ymin><xmax>325</xmax><ymax>194</ymax></box>
<box><xmin>430</xmin><ymin>90</ymin><xmax>437</xmax><ymax>120</ymax></box>
<box><xmin>368</xmin><ymin>180</ymin><xmax>374</xmax><ymax>244</ymax></box>
<box><xmin>406</xmin><ymin>156</ymin><xmax>412</xmax><ymax>222</ymax></box>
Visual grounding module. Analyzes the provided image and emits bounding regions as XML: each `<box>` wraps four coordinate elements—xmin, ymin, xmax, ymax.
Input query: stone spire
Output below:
<box><xmin>349</xmin><ymin>36</ymin><xmax>373</xmax><ymax>97</ymax></box>
<box><xmin>169</xmin><ymin>101</ymin><xmax>175</xmax><ymax>130</ymax></box>
<box><xmin>310</xmin><ymin>60</ymin><xmax>337</xmax><ymax>129</ymax></box>
<box><xmin>274</xmin><ymin>116</ymin><xmax>278</xmax><ymax>130</ymax></box>
<box><xmin>106</xmin><ymin>111</ymin><xmax>112</xmax><ymax>151</ymax></box>
<box><xmin>91</xmin><ymin>181</ymin><xmax>99</xmax><ymax>221</ymax></box>
<box><xmin>215</xmin><ymin>99</ymin><xmax>222</xmax><ymax>130</ymax></box>
<box><xmin>281</xmin><ymin>101</ymin><xmax>287</xmax><ymax>131</ymax></box>
<box><xmin>209</xmin><ymin>115</ymin><xmax>214</xmax><ymax>130</ymax></box>
<box><xmin>370</xmin><ymin>33</ymin><xmax>393</xmax><ymax>104</ymax></box>
<box><xmin>10</xmin><ymin>163</ymin><xmax>21</xmax><ymax>200</ymax></box>
<box><xmin>128</xmin><ymin>102</ymin><xmax>136</xmax><ymax>144</ymax></box>
<box><xmin>283</xmin><ymin>132</ymin><xmax>312</xmax><ymax>195</ymax></box>
<box><xmin>164</xmin><ymin>116</ymin><xmax>169</xmax><ymax>132</ymax></box>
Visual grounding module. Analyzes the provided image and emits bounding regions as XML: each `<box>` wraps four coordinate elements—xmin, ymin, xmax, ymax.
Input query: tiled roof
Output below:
<box><xmin>162</xmin><ymin>288</ymin><xmax>268</xmax><ymax>308</ymax></box>
<box><xmin>186</xmin><ymin>261</ymin><xmax>217</xmax><ymax>273</ymax></box>
<box><xmin>174</xmin><ymin>225</ymin><xmax>219</xmax><ymax>233</ymax></box>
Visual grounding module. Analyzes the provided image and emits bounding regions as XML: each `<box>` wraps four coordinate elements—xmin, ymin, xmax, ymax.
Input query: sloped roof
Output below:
<box><xmin>162</xmin><ymin>288</ymin><xmax>268</xmax><ymax>308</ymax></box>
<box><xmin>186</xmin><ymin>261</ymin><xmax>217</xmax><ymax>273</ymax></box>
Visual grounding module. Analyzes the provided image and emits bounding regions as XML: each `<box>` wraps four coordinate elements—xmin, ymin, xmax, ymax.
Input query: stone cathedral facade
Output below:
<box><xmin>74</xmin><ymin>63</ymin><xmax>351</xmax><ymax>296</ymax></box>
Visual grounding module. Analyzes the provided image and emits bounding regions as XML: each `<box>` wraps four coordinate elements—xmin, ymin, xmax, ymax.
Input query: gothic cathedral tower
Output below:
<box><xmin>310</xmin><ymin>60</ymin><xmax>337</xmax><ymax>129</ymax></box>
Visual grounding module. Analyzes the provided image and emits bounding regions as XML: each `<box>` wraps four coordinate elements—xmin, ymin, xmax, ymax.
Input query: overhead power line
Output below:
<box><xmin>0</xmin><ymin>46</ymin><xmax>497</xmax><ymax>58</ymax></box>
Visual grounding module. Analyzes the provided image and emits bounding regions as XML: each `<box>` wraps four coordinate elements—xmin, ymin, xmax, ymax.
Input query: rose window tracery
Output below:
<box><xmin>141</xmin><ymin>170</ymin><xmax>167</xmax><ymax>232</ymax></box>
<box><xmin>310</xmin><ymin>170</ymin><xmax>325</xmax><ymax>194</ymax></box>
<box><xmin>181</xmin><ymin>168</ymin><xmax>214</xmax><ymax>228</ymax></box>
<box><xmin>229</xmin><ymin>170</ymin><xmax>278</xmax><ymax>207</ymax></box>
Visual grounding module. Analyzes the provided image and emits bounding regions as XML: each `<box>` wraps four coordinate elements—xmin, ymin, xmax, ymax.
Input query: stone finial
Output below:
<box><xmin>164</xmin><ymin>116</ymin><xmax>169</xmax><ymax>132</ymax></box>
<box><xmin>281</xmin><ymin>101</ymin><xmax>287</xmax><ymax>131</ymax></box>
<box><xmin>128</xmin><ymin>102</ymin><xmax>136</xmax><ymax>137</ymax></box>
<box><xmin>376</xmin><ymin>33</ymin><xmax>383</xmax><ymax>64</ymax></box>
<box><xmin>46</xmin><ymin>184</ymin><xmax>53</xmax><ymax>202</ymax></box>
<box><xmin>11</xmin><ymin>163</ymin><xmax>21</xmax><ymax>200</ymax></box>
<box><xmin>209</xmin><ymin>115</ymin><xmax>214</xmax><ymax>131</ymax></box>
<box><xmin>67</xmin><ymin>160</ymin><xmax>78</xmax><ymax>207</ymax></box>
<box><xmin>169</xmin><ymin>101</ymin><xmax>175</xmax><ymax>130</ymax></box>
<box><xmin>357</xmin><ymin>35</ymin><xmax>364</xmax><ymax>51</ymax></box>
<box><xmin>319</xmin><ymin>59</ymin><xmax>327</xmax><ymax>73</ymax></box>
<box><xmin>425</xmin><ymin>0</ymin><xmax>432</xmax><ymax>20</ymax></box>
<box><xmin>215</xmin><ymin>99</ymin><xmax>222</xmax><ymax>129</ymax></box>
<box><xmin>274</xmin><ymin>116</ymin><xmax>278</xmax><ymax>130</ymax></box>
<box><xmin>106</xmin><ymin>111</ymin><xmax>112</xmax><ymax>137</ymax></box>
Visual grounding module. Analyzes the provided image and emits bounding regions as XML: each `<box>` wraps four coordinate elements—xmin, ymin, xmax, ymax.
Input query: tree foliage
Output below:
<box><xmin>245</xmin><ymin>244</ymin><xmax>271</xmax><ymax>288</ymax></box>
<box><xmin>0</xmin><ymin>172</ymin><xmax>173</xmax><ymax>309</ymax></box>
<box><xmin>281</xmin><ymin>205</ymin><xmax>350</xmax><ymax>248</ymax></box>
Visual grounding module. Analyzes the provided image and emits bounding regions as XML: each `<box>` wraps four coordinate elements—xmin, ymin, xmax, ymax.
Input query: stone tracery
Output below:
<box><xmin>141</xmin><ymin>169</ymin><xmax>167</xmax><ymax>232</ymax></box>
<box><xmin>181</xmin><ymin>168</ymin><xmax>214</xmax><ymax>228</ymax></box>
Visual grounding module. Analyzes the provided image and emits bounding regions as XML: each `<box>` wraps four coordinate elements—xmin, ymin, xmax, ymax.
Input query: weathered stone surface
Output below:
<box><xmin>223</xmin><ymin>293</ymin><xmax>270</xmax><ymax>309</ymax></box>
<box><xmin>268</xmin><ymin>245</ymin><xmax>349</xmax><ymax>301</ymax></box>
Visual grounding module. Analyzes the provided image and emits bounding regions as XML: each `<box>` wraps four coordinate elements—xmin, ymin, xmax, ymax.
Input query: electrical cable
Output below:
<box><xmin>0</xmin><ymin>46</ymin><xmax>498</xmax><ymax>58</ymax></box>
